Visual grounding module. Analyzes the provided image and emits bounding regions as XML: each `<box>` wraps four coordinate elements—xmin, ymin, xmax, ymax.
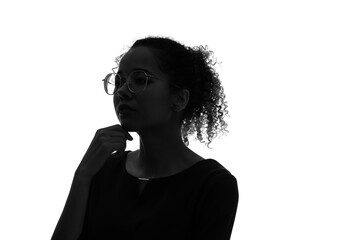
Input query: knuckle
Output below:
<box><xmin>100</xmin><ymin>141</ymin><xmax>108</xmax><ymax>149</ymax></box>
<box><xmin>95</xmin><ymin>129</ymin><xmax>104</xmax><ymax>136</ymax></box>
<box><xmin>96</xmin><ymin>127</ymin><xmax>104</xmax><ymax>133</ymax></box>
<box><xmin>98</xmin><ymin>135</ymin><xmax>106</xmax><ymax>142</ymax></box>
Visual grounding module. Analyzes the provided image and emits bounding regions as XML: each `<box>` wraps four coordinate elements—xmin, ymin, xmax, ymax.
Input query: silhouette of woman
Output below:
<box><xmin>51</xmin><ymin>36</ymin><xmax>238</xmax><ymax>240</ymax></box>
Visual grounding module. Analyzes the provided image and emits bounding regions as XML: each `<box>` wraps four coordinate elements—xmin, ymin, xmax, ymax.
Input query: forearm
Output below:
<box><xmin>51</xmin><ymin>174</ymin><xmax>92</xmax><ymax>240</ymax></box>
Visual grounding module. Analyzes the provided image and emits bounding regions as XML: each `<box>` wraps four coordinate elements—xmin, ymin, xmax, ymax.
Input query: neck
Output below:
<box><xmin>134</xmin><ymin>123</ymin><xmax>192</xmax><ymax>178</ymax></box>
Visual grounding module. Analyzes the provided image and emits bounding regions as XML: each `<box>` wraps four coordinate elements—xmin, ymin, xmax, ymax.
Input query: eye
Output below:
<box><xmin>131</xmin><ymin>72</ymin><xmax>147</xmax><ymax>85</ymax></box>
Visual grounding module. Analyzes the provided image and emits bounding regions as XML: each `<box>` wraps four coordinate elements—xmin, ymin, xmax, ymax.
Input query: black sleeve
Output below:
<box><xmin>194</xmin><ymin>173</ymin><xmax>239</xmax><ymax>240</ymax></box>
<box><xmin>76</xmin><ymin>153</ymin><xmax>129</xmax><ymax>240</ymax></box>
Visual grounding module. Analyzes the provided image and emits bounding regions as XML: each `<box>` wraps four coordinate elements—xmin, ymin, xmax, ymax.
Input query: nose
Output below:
<box><xmin>115</xmin><ymin>82</ymin><xmax>132</xmax><ymax>100</ymax></box>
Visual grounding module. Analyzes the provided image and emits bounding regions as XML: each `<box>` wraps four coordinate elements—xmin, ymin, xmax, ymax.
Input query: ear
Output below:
<box><xmin>171</xmin><ymin>89</ymin><xmax>190</xmax><ymax>112</ymax></box>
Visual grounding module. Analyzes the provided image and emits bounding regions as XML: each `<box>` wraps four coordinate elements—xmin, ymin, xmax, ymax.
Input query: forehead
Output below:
<box><xmin>118</xmin><ymin>46</ymin><xmax>159</xmax><ymax>74</ymax></box>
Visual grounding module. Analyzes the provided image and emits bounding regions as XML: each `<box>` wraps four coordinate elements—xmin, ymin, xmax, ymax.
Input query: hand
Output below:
<box><xmin>75</xmin><ymin>124</ymin><xmax>133</xmax><ymax>179</ymax></box>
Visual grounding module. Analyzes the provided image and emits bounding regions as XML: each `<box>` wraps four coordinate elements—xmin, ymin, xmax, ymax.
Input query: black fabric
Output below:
<box><xmin>78</xmin><ymin>151</ymin><xmax>238</xmax><ymax>240</ymax></box>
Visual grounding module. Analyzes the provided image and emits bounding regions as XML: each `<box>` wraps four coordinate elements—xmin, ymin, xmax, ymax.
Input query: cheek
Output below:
<box><xmin>113</xmin><ymin>97</ymin><xmax>117</xmax><ymax>108</ymax></box>
<box><xmin>140</xmin><ymin>92</ymin><xmax>172</xmax><ymax>123</ymax></box>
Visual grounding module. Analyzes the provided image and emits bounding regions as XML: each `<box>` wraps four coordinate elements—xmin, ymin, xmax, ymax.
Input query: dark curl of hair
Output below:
<box><xmin>116</xmin><ymin>36</ymin><xmax>229</xmax><ymax>148</ymax></box>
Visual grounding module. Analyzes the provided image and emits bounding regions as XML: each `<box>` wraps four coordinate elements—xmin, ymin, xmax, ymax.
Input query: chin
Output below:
<box><xmin>117</xmin><ymin>119</ymin><xmax>138</xmax><ymax>132</ymax></box>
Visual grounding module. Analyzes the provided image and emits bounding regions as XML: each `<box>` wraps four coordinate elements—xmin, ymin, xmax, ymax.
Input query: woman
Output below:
<box><xmin>51</xmin><ymin>36</ymin><xmax>238</xmax><ymax>240</ymax></box>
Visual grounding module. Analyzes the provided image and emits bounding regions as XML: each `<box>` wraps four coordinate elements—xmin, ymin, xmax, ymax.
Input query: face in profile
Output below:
<box><xmin>113</xmin><ymin>46</ymin><xmax>177</xmax><ymax>132</ymax></box>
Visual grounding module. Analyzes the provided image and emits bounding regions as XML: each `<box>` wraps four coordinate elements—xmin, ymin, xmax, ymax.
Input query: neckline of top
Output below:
<box><xmin>122</xmin><ymin>151</ymin><xmax>215</xmax><ymax>181</ymax></box>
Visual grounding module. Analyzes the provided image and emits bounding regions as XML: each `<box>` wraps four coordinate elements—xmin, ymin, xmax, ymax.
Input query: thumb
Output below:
<box><xmin>126</xmin><ymin>132</ymin><xmax>133</xmax><ymax>141</ymax></box>
<box><xmin>120</xmin><ymin>124</ymin><xmax>133</xmax><ymax>141</ymax></box>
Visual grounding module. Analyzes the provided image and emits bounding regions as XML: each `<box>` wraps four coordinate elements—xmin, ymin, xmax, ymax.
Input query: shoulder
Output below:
<box><xmin>198</xmin><ymin>159</ymin><xmax>236</xmax><ymax>180</ymax></box>
<box><xmin>194</xmin><ymin>160</ymin><xmax>239</xmax><ymax>216</ymax></box>
<box><xmin>192</xmin><ymin>160</ymin><xmax>239</xmax><ymax>240</ymax></box>
<box><xmin>194</xmin><ymin>159</ymin><xmax>238</xmax><ymax>193</ymax></box>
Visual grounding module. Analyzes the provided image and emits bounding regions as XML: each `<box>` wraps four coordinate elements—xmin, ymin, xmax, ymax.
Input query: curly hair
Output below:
<box><xmin>116</xmin><ymin>36</ymin><xmax>229</xmax><ymax>148</ymax></box>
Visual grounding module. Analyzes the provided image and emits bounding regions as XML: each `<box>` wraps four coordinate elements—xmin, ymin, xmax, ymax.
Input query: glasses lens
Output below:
<box><xmin>128</xmin><ymin>71</ymin><xmax>147</xmax><ymax>93</ymax></box>
<box><xmin>105</xmin><ymin>73</ymin><xmax>122</xmax><ymax>95</ymax></box>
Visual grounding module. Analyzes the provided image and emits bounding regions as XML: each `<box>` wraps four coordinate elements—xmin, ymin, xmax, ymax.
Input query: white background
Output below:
<box><xmin>0</xmin><ymin>0</ymin><xmax>359</xmax><ymax>239</ymax></box>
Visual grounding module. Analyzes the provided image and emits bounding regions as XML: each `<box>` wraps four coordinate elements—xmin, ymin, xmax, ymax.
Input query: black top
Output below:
<box><xmin>78</xmin><ymin>151</ymin><xmax>238</xmax><ymax>240</ymax></box>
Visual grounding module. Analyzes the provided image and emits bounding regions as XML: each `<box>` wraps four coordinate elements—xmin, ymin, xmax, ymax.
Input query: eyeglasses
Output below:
<box><xmin>102</xmin><ymin>68</ymin><xmax>161</xmax><ymax>95</ymax></box>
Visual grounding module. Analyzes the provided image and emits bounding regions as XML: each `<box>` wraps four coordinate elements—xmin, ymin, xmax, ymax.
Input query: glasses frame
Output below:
<box><xmin>103</xmin><ymin>67</ymin><xmax>161</xmax><ymax>95</ymax></box>
<box><xmin>102</xmin><ymin>67</ymin><xmax>182</xmax><ymax>95</ymax></box>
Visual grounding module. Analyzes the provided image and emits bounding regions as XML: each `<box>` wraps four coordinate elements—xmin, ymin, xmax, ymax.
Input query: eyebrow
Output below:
<box><xmin>117</xmin><ymin>68</ymin><xmax>155</xmax><ymax>76</ymax></box>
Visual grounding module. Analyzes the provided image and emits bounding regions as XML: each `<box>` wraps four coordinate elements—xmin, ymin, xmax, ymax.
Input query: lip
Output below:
<box><xmin>117</xmin><ymin>104</ymin><xmax>136</xmax><ymax>112</ymax></box>
<box><xmin>118</xmin><ymin>109</ymin><xmax>135</xmax><ymax>115</ymax></box>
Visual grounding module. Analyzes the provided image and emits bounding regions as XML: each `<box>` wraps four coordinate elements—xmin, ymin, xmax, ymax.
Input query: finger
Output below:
<box><xmin>102</xmin><ymin>134</ymin><xmax>128</xmax><ymax>141</ymax></box>
<box><xmin>125</xmin><ymin>131</ymin><xmax>133</xmax><ymax>141</ymax></box>
<box><xmin>106</xmin><ymin>125</ymin><xmax>133</xmax><ymax>141</ymax></box>
<box><xmin>103</xmin><ymin>142</ymin><xmax>126</xmax><ymax>153</ymax></box>
<box><xmin>117</xmin><ymin>125</ymin><xmax>133</xmax><ymax>141</ymax></box>
<box><xmin>99</xmin><ymin>124</ymin><xmax>121</xmax><ymax>132</ymax></box>
<box><xmin>108</xmin><ymin>143</ymin><xmax>126</xmax><ymax>156</ymax></box>
<box><xmin>111</xmin><ymin>149</ymin><xmax>125</xmax><ymax>158</ymax></box>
